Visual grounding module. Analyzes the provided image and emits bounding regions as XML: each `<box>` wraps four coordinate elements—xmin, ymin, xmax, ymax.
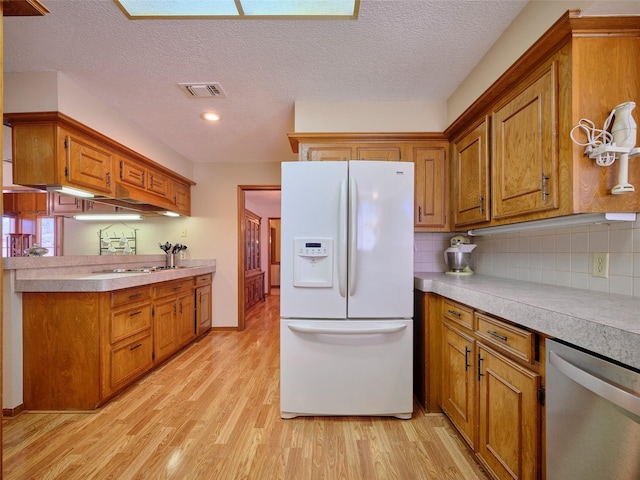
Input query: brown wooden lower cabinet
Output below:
<box><xmin>195</xmin><ymin>273</ymin><xmax>213</xmax><ymax>336</ymax></box>
<box><xmin>477</xmin><ymin>344</ymin><xmax>541</xmax><ymax>480</ymax></box>
<box><xmin>415</xmin><ymin>292</ymin><xmax>545</xmax><ymax>480</ymax></box>
<box><xmin>22</xmin><ymin>275</ymin><xmax>209</xmax><ymax>410</ymax></box>
<box><xmin>245</xmin><ymin>270</ymin><xmax>265</xmax><ymax>309</ymax></box>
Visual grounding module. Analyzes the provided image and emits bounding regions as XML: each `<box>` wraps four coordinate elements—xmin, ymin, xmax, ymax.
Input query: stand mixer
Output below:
<box><xmin>444</xmin><ymin>235</ymin><xmax>476</xmax><ymax>275</ymax></box>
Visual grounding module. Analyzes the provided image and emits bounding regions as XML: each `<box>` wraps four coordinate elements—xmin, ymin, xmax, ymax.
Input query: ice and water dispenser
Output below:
<box><xmin>293</xmin><ymin>238</ymin><xmax>333</xmax><ymax>287</ymax></box>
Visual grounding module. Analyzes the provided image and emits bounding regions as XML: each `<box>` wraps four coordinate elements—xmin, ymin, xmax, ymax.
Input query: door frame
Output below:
<box><xmin>237</xmin><ymin>185</ymin><xmax>280</xmax><ymax>331</ymax></box>
<box><xmin>267</xmin><ymin>217</ymin><xmax>281</xmax><ymax>295</ymax></box>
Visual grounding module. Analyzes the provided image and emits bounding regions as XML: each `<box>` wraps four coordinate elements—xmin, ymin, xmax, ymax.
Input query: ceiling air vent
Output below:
<box><xmin>178</xmin><ymin>82</ymin><xmax>227</xmax><ymax>98</ymax></box>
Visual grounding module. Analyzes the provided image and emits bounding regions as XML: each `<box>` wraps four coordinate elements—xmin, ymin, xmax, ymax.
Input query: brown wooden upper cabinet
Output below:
<box><xmin>6</xmin><ymin>112</ymin><xmax>195</xmax><ymax>216</ymax></box>
<box><xmin>448</xmin><ymin>12</ymin><xmax>640</xmax><ymax>230</ymax></box>
<box><xmin>64</xmin><ymin>131</ymin><xmax>115</xmax><ymax>195</ymax></box>
<box><xmin>491</xmin><ymin>61</ymin><xmax>558</xmax><ymax>221</ymax></box>
<box><xmin>11</xmin><ymin>122</ymin><xmax>114</xmax><ymax>196</ymax></box>
<box><xmin>451</xmin><ymin>117</ymin><xmax>490</xmax><ymax>227</ymax></box>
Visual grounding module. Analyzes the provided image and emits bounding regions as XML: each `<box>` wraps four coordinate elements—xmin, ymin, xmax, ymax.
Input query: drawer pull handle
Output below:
<box><xmin>129</xmin><ymin>310</ymin><xmax>142</xmax><ymax>317</ymax></box>
<box><xmin>465</xmin><ymin>347</ymin><xmax>471</xmax><ymax>371</ymax></box>
<box><xmin>130</xmin><ymin>343</ymin><xmax>142</xmax><ymax>351</ymax></box>
<box><xmin>487</xmin><ymin>330</ymin><xmax>508</xmax><ymax>341</ymax></box>
<box><xmin>128</xmin><ymin>293</ymin><xmax>141</xmax><ymax>300</ymax></box>
<box><xmin>447</xmin><ymin>309</ymin><xmax>461</xmax><ymax>318</ymax></box>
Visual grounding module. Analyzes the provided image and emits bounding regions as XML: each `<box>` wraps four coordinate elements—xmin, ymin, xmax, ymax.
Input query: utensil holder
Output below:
<box><xmin>166</xmin><ymin>253</ymin><xmax>177</xmax><ymax>268</ymax></box>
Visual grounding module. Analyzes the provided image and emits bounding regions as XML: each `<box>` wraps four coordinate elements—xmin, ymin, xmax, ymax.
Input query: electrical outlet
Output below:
<box><xmin>592</xmin><ymin>252</ymin><xmax>609</xmax><ymax>278</ymax></box>
<box><xmin>180</xmin><ymin>228</ymin><xmax>187</xmax><ymax>238</ymax></box>
<box><xmin>179</xmin><ymin>250</ymin><xmax>187</xmax><ymax>260</ymax></box>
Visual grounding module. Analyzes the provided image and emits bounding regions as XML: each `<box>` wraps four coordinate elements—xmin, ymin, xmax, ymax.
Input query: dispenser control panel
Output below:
<box><xmin>293</xmin><ymin>238</ymin><xmax>333</xmax><ymax>287</ymax></box>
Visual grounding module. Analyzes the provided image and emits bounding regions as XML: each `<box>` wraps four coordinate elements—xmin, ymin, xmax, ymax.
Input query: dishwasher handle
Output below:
<box><xmin>288</xmin><ymin>323</ymin><xmax>407</xmax><ymax>335</ymax></box>
<box><xmin>549</xmin><ymin>350</ymin><xmax>640</xmax><ymax>417</ymax></box>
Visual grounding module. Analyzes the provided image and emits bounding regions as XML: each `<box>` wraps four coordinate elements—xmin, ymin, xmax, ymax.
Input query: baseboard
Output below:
<box><xmin>3</xmin><ymin>404</ymin><xmax>25</xmax><ymax>417</ymax></box>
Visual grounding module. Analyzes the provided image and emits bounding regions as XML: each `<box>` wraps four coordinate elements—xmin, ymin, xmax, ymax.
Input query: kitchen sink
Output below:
<box><xmin>92</xmin><ymin>266</ymin><xmax>192</xmax><ymax>274</ymax></box>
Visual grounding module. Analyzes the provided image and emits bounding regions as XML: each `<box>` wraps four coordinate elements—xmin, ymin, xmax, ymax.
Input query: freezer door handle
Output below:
<box><xmin>338</xmin><ymin>178</ymin><xmax>348</xmax><ymax>298</ymax></box>
<box><xmin>348</xmin><ymin>175</ymin><xmax>358</xmax><ymax>296</ymax></box>
<box><xmin>287</xmin><ymin>323</ymin><xmax>407</xmax><ymax>335</ymax></box>
<box><xmin>549</xmin><ymin>350</ymin><xmax>640</xmax><ymax>417</ymax></box>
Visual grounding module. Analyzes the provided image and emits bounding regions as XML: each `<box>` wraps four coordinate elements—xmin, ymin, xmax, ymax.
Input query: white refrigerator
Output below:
<box><xmin>280</xmin><ymin>160</ymin><xmax>414</xmax><ymax>419</ymax></box>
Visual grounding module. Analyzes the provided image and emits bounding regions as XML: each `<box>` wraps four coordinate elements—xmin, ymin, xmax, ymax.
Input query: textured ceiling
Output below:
<box><xmin>2</xmin><ymin>0</ymin><xmax>629</xmax><ymax>167</ymax></box>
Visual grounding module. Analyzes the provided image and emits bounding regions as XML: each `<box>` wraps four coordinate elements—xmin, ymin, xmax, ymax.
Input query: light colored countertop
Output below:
<box><xmin>414</xmin><ymin>272</ymin><xmax>640</xmax><ymax>371</ymax></box>
<box><xmin>4</xmin><ymin>255</ymin><xmax>216</xmax><ymax>292</ymax></box>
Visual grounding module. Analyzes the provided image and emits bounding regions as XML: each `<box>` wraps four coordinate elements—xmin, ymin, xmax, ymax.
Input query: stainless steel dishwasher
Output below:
<box><xmin>546</xmin><ymin>339</ymin><xmax>640</xmax><ymax>480</ymax></box>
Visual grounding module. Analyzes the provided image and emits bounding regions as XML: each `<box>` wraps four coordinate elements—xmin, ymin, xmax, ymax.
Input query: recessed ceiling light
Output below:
<box><xmin>201</xmin><ymin>112</ymin><xmax>220</xmax><ymax>122</ymax></box>
<box><xmin>115</xmin><ymin>0</ymin><xmax>359</xmax><ymax>19</ymax></box>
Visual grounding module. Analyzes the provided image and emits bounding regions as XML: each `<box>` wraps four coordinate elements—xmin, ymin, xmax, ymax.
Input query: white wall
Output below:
<box><xmin>187</xmin><ymin>162</ymin><xmax>281</xmax><ymax>327</ymax></box>
<box><xmin>295</xmin><ymin>101</ymin><xmax>447</xmax><ymax>133</ymax></box>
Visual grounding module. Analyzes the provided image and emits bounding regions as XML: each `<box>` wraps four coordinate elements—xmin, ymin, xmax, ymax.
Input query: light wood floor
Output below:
<box><xmin>3</xmin><ymin>295</ymin><xmax>489</xmax><ymax>480</ymax></box>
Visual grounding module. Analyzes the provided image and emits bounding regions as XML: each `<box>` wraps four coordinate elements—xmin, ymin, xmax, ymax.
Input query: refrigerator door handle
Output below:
<box><xmin>348</xmin><ymin>174</ymin><xmax>358</xmax><ymax>296</ymax></box>
<box><xmin>338</xmin><ymin>178</ymin><xmax>348</xmax><ymax>298</ymax></box>
<box><xmin>287</xmin><ymin>323</ymin><xmax>407</xmax><ymax>335</ymax></box>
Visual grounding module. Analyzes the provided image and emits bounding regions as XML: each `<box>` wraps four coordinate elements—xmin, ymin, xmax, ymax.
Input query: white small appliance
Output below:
<box><xmin>444</xmin><ymin>235</ymin><xmax>476</xmax><ymax>275</ymax></box>
<box><xmin>280</xmin><ymin>160</ymin><xmax>414</xmax><ymax>419</ymax></box>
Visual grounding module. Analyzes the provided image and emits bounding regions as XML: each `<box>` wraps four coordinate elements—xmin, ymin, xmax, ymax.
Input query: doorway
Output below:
<box><xmin>237</xmin><ymin>186</ymin><xmax>281</xmax><ymax>331</ymax></box>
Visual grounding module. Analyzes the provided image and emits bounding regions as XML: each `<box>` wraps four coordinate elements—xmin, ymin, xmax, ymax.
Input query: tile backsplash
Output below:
<box><xmin>414</xmin><ymin>218</ymin><xmax>640</xmax><ymax>297</ymax></box>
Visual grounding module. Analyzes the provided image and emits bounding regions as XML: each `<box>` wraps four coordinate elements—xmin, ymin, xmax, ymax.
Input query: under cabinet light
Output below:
<box><xmin>467</xmin><ymin>213</ymin><xmax>637</xmax><ymax>236</ymax></box>
<box><xmin>46</xmin><ymin>185</ymin><xmax>95</xmax><ymax>198</ymax></box>
<box><xmin>74</xmin><ymin>213</ymin><xmax>143</xmax><ymax>221</ymax></box>
<box><xmin>159</xmin><ymin>211</ymin><xmax>180</xmax><ymax>217</ymax></box>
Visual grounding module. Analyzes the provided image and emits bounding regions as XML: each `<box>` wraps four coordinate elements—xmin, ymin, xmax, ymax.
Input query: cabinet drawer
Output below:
<box><xmin>195</xmin><ymin>273</ymin><xmax>212</xmax><ymax>287</ymax></box>
<box><xmin>111</xmin><ymin>286</ymin><xmax>152</xmax><ymax>308</ymax></box>
<box><xmin>110</xmin><ymin>334</ymin><xmax>153</xmax><ymax>388</ymax></box>
<box><xmin>111</xmin><ymin>304</ymin><xmax>152</xmax><ymax>344</ymax></box>
<box><xmin>475</xmin><ymin>312</ymin><xmax>535</xmax><ymax>363</ymax></box>
<box><xmin>154</xmin><ymin>279</ymin><xmax>194</xmax><ymax>299</ymax></box>
<box><xmin>442</xmin><ymin>299</ymin><xmax>474</xmax><ymax>330</ymax></box>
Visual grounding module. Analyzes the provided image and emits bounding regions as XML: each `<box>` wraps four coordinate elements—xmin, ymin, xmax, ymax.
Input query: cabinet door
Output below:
<box><xmin>153</xmin><ymin>298</ymin><xmax>176</xmax><ymax>363</ymax></box>
<box><xmin>176</xmin><ymin>293</ymin><xmax>195</xmax><ymax>348</ymax></box>
<box><xmin>441</xmin><ymin>321</ymin><xmax>476</xmax><ymax>449</ymax></box>
<box><xmin>173</xmin><ymin>181</ymin><xmax>191</xmax><ymax>215</ymax></box>
<box><xmin>452</xmin><ymin>118</ymin><xmax>491</xmax><ymax>227</ymax></box>
<box><xmin>491</xmin><ymin>62</ymin><xmax>558</xmax><ymax>220</ymax></box>
<box><xmin>147</xmin><ymin>168</ymin><xmax>172</xmax><ymax>199</ymax></box>
<box><xmin>49</xmin><ymin>193</ymin><xmax>83</xmax><ymax>214</ymax></box>
<box><xmin>412</xmin><ymin>146</ymin><xmax>447</xmax><ymax>229</ymax></box>
<box><xmin>196</xmin><ymin>284</ymin><xmax>212</xmax><ymax>335</ymax></box>
<box><xmin>109</xmin><ymin>334</ymin><xmax>153</xmax><ymax>391</ymax></box>
<box><xmin>354</xmin><ymin>144</ymin><xmax>402</xmax><ymax>161</ymax></box>
<box><xmin>303</xmin><ymin>145</ymin><xmax>352</xmax><ymax>161</ymax></box>
<box><xmin>477</xmin><ymin>344</ymin><xmax>540</xmax><ymax>480</ymax></box>
<box><xmin>119</xmin><ymin>156</ymin><xmax>146</xmax><ymax>189</ymax></box>
<box><xmin>64</xmin><ymin>133</ymin><xmax>114</xmax><ymax>194</ymax></box>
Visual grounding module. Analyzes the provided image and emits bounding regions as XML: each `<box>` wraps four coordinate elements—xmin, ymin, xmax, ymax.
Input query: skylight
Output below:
<box><xmin>115</xmin><ymin>0</ymin><xmax>359</xmax><ymax>19</ymax></box>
